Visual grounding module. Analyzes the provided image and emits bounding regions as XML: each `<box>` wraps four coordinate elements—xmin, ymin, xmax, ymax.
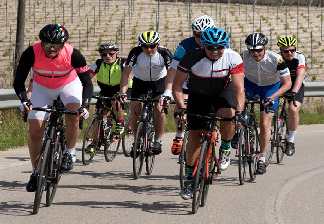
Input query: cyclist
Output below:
<box><xmin>173</xmin><ymin>27</ymin><xmax>245</xmax><ymax>199</ymax></box>
<box><xmin>243</xmin><ymin>32</ymin><xmax>291</xmax><ymax>174</ymax></box>
<box><xmin>163</xmin><ymin>15</ymin><xmax>215</xmax><ymax>155</ymax></box>
<box><xmin>13</xmin><ymin>24</ymin><xmax>93</xmax><ymax>192</ymax></box>
<box><xmin>90</xmin><ymin>42</ymin><xmax>128</xmax><ymax>135</ymax></box>
<box><xmin>119</xmin><ymin>31</ymin><xmax>173</xmax><ymax>155</ymax></box>
<box><xmin>277</xmin><ymin>35</ymin><xmax>306</xmax><ymax>156</ymax></box>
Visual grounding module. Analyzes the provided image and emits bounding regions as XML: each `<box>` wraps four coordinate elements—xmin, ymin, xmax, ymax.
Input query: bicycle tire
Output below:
<box><xmin>122</xmin><ymin>131</ymin><xmax>133</xmax><ymax>157</ymax></box>
<box><xmin>248</xmin><ymin>126</ymin><xmax>258</xmax><ymax>181</ymax></box>
<box><xmin>33</xmin><ymin>138</ymin><xmax>51</xmax><ymax>214</ymax></box>
<box><xmin>103</xmin><ymin>127</ymin><xmax>120</xmax><ymax>162</ymax></box>
<box><xmin>81</xmin><ymin>117</ymin><xmax>101</xmax><ymax>165</ymax></box>
<box><xmin>192</xmin><ymin>140</ymin><xmax>208</xmax><ymax>214</ymax></box>
<box><xmin>46</xmin><ymin>134</ymin><xmax>63</xmax><ymax>206</ymax></box>
<box><xmin>201</xmin><ymin>143</ymin><xmax>215</xmax><ymax>207</ymax></box>
<box><xmin>133</xmin><ymin>122</ymin><xmax>145</xmax><ymax>179</ymax></box>
<box><xmin>145</xmin><ymin>127</ymin><xmax>155</xmax><ymax>175</ymax></box>
<box><xmin>237</xmin><ymin>128</ymin><xmax>247</xmax><ymax>185</ymax></box>
<box><xmin>266</xmin><ymin>117</ymin><xmax>277</xmax><ymax>166</ymax></box>
<box><xmin>276</xmin><ymin>117</ymin><xmax>286</xmax><ymax>164</ymax></box>
<box><xmin>179</xmin><ymin>130</ymin><xmax>188</xmax><ymax>191</ymax></box>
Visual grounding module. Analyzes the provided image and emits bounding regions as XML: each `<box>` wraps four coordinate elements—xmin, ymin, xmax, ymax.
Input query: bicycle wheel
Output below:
<box><xmin>276</xmin><ymin>117</ymin><xmax>286</xmax><ymax>164</ymax></box>
<box><xmin>121</xmin><ymin>129</ymin><xmax>133</xmax><ymax>157</ymax></box>
<box><xmin>266</xmin><ymin>117</ymin><xmax>277</xmax><ymax>166</ymax></box>
<box><xmin>145</xmin><ymin>127</ymin><xmax>155</xmax><ymax>175</ymax></box>
<box><xmin>103</xmin><ymin>126</ymin><xmax>120</xmax><ymax>162</ymax></box>
<box><xmin>248</xmin><ymin>127</ymin><xmax>258</xmax><ymax>181</ymax></box>
<box><xmin>133</xmin><ymin>122</ymin><xmax>145</xmax><ymax>179</ymax></box>
<box><xmin>201</xmin><ymin>144</ymin><xmax>215</xmax><ymax>207</ymax></box>
<box><xmin>179</xmin><ymin>130</ymin><xmax>188</xmax><ymax>191</ymax></box>
<box><xmin>192</xmin><ymin>140</ymin><xmax>208</xmax><ymax>214</ymax></box>
<box><xmin>33</xmin><ymin>138</ymin><xmax>51</xmax><ymax>214</ymax></box>
<box><xmin>46</xmin><ymin>134</ymin><xmax>63</xmax><ymax>206</ymax></box>
<box><xmin>237</xmin><ymin>128</ymin><xmax>247</xmax><ymax>185</ymax></box>
<box><xmin>82</xmin><ymin>117</ymin><xmax>101</xmax><ymax>165</ymax></box>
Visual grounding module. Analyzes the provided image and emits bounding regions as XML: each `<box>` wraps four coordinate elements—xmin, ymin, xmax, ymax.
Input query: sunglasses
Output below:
<box><xmin>249</xmin><ymin>48</ymin><xmax>264</xmax><ymax>53</ymax></box>
<box><xmin>281</xmin><ymin>48</ymin><xmax>296</xmax><ymax>53</ymax></box>
<box><xmin>43</xmin><ymin>43</ymin><xmax>64</xmax><ymax>51</ymax></box>
<box><xmin>142</xmin><ymin>44</ymin><xmax>158</xmax><ymax>49</ymax></box>
<box><xmin>205</xmin><ymin>45</ymin><xmax>225</xmax><ymax>51</ymax></box>
<box><xmin>100</xmin><ymin>52</ymin><xmax>117</xmax><ymax>57</ymax></box>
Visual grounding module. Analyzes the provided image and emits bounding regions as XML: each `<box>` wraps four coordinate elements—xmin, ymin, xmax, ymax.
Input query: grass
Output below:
<box><xmin>1</xmin><ymin>106</ymin><xmax>324</xmax><ymax>151</ymax></box>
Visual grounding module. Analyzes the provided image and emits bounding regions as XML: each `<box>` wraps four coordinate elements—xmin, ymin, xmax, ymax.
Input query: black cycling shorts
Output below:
<box><xmin>287</xmin><ymin>84</ymin><xmax>304</xmax><ymax>104</ymax></box>
<box><xmin>187</xmin><ymin>83</ymin><xmax>236</xmax><ymax>130</ymax></box>
<box><xmin>97</xmin><ymin>82</ymin><xmax>120</xmax><ymax>108</ymax></box>
<box><xmin>131</xmin><ymin>77</ymin><xmax>165</xmax><ymax>99</ymax></box>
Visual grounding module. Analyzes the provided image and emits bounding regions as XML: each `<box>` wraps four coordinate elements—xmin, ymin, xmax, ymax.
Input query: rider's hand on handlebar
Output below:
<box><xmin>262</xmin><ymin>97</ymin><xmax>275</xmax><ymax>113</ymax></box>
<box><xmin>174</xmin><ymin>107</ymin><xmax>186</xmax><ymax>120</ymax></box>
<box><xmin>116</xmin><ymin>92</ymin><xmax>128</xmax><ymax>104</ymax></box>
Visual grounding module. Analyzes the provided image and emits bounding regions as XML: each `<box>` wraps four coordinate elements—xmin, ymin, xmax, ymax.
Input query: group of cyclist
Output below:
<box><xmin>13</xmin><ymin>15</ymin><xmax>306</xmax><ymax>202</ymax></box>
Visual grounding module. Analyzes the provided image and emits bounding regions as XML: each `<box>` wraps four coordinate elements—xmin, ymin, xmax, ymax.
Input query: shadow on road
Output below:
<box><xmin>55</xmin><ymin>199</ymin><xmax>192</xmax><ymax>215</ymax></box>
<box><xmin>68</xmin><ymin>169</ymin><xmax>133</xmax><ymax>180</ymax></box>
<box><xmin>0</xmin><ymin>180</ymin><xmax>26</xmax><ymax>191</ymax></box>
<box><xmin>4</xmin><ymin>156</ymin><xmax>30</xmax><ymax>162</ymax></box>
<box><xmin>0</xmin><ymin>201</ymin><xmax>32</xmax><ymax>216</ymax></box>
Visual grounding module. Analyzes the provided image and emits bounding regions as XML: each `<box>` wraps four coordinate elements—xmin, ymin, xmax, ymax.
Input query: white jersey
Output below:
<box><xmin>243</xmin><ymin>50</ymin><xmax>290</xmax><ymax>86</ymax></box>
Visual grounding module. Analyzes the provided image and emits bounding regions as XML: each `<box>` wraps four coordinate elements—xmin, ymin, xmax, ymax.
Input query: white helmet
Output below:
<box><xmin>192</xmin><ymin>15</ymin><xmax>215</xmax><ymax>32</ymax></box>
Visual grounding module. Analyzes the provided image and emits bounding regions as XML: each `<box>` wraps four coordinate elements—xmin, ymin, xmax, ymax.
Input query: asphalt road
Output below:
<box><xmin>0</xmin><ymin>125</ymin><xmax>324</xmax><ymax>224</ymax></box>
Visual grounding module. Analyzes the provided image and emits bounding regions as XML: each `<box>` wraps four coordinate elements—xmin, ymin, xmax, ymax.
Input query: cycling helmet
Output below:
<box><xmin>138</xmin><ymin>31</ymin><xmax>160</xmax><ymax>46</ymax></box>
<box><xmin>245</xmin><ymin>32</ymin><xmax>268</xmax><ymax>49</ymax></box>
<box><xmin>200</xmin><ymin>27</ymin><xmax>229</xmax><ymax>48</ymax></box>
<box><xmin>192</xmin><ymin>15</ymin><xmax>215</xmax><ymax>32</ymax></box>
<box><xmin>98</xmin><ymin>42</ymin><xmax>119</xmax><ymax>52</ymax></box>
<box><xmin>39</xmin><ymin>24</ymin><xmax>69</xmax><ymax>44</ymax></box>
<box><xmin>277</xmin><ymin>35</ymin><xmax>297</xmax><ymax>48</ymax></box>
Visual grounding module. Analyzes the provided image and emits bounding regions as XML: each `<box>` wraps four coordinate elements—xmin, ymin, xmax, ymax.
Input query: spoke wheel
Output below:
<box><xmin>133</xmin><ymin>122</ymin><xmax>145</xmax><ymax>179</ymax></box>
<box><xmin>33</xmin><ymin>138</ymin><xmax>51</xmax><ymax>214</ymax></box>
<box><xmin>46</xmin><ymin>136</ymin><xmax>63</xmax><ymax>206</ymax></box>
<box><xmin>104</xmin><ymin>127</ymin><xmax>120</xmax><ymax>162</ymax></box>
<box><xmin>237</xmin><ymin>128</ymin><xmax>247</xmax><ymax>185</ymax></box>
<box><xmin>179</xmin><ymin>130</ymin><xmax>188</xmax><ymax>191</ymax></box>
<box><xmin>81</xmin><ymin>117</ymin><xmax>101</xmax><ymax>165</ymax></box>
<box><xmin>145</xmin><ymin>128</ymin><xmax>155</xmax><ymax>175</ymax></box>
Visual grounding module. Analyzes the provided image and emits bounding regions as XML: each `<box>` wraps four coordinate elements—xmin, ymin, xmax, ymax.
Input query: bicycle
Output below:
<box><xmin>81</xmin><ymin>95</ymin><xmax>129</xmax><ymax>165</ymax></box>
<box><xmin>236</xmin><ymin>99</ymin><xmax>261</xmax><ymax>185</ymax></box>
<box><xmin>187</xmin><ymin>113</ymin><xmax>233</xmax><ymax>214</ymax></box>
<box><xmin>129</xmin><ymin>91</ymin><xmax>163</xmax><ymax>179</ymax></box>
<box><xmin>270</xmin><ymin>96</ymin><xmax>289</xmax><ymax>164</ymax></box>
<box><xmin>32</xmin><ymin>98</ymin><xmax>78</xmax><ymax>214</ymax></box>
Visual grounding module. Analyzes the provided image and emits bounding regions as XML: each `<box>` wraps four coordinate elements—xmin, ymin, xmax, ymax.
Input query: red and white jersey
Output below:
<box><xmin>178</xmin><ymin>48</ymin><xmax>244</xmax><ymax>96</ymax></box>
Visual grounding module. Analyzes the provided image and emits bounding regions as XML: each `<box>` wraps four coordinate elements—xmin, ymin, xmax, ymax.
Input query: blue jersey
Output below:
<box><xmin>173</xmin><ymin>37</ymin><xmax>200</xmax><ymax>62</ymax></box>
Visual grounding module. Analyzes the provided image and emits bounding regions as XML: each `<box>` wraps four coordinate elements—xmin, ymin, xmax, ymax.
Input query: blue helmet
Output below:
<box><xmin>200</xmin><ymin>27</ymin><xmax>229</xmax><ymax>48</ymax></box>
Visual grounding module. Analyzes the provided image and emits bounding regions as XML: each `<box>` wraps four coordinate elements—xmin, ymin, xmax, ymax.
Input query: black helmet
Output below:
<box><xmin>245</xmin><ymin>32</ymin><xmax>268</xmax><ymax>49</ymax></box>
<box><xmin>98</xmin><ymin>42</ymin><xmax>119</xmax><ymax>53</ymax></box>
<box><xmin>39</xmin><ymin>24</ymin><xmax>69</xmax><ymax>44</ymax></box>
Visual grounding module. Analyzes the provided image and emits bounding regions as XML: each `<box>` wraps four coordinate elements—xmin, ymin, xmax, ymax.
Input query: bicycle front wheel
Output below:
<box><xmin>179</xmin><ymin>130</ymin><xmax>189</xmax><ymax>191</ymax></box>
<box><xmin>276</xmin><ymin>117</ymin><xmax>286</xmax><ymax>164</ymax></box>
<box><xmin>192</xmin><ymin>140</ymin><xmax>208</xmax><ymax>214</ymax></box>
<box><xmin>33</xmin><ymin>138</ymin><xmax>51</xmax><ymax>214</ymax></box>
<box><xmin>145</xmin><ymin>128</ymin><xmax>155</xmax><ymax>175</ymax></box>
<box><xmin>46</xmin><ymin>134</ymin><xmax>63</xmax><ymax>206</ymax></box>
<box><xmin>103</xmin><ymin>127</ymin><xmax>120</xmax><ymax>162</ymax></box>
<box><xmin>133</xmin><ymin>122</ymin><xmax>145</xmax><ymax>179</ymax></box>
<box><xmin>82</xmin><ymin>117</ymin><xmax>101</xmax><ymax>165</ymax></box>
<box><xmin>237</xmin><ymin>128</ymin><xmax>247</xmax><ymax>185</ymax></box>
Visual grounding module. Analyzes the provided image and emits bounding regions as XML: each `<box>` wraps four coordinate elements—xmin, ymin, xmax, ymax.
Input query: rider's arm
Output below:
<box><xmin>71</xmin><ymin>48</ymin><xmax>94</xmax><ymax>105</ymax></box>
<box><xmin>292</xmin><ymin>54</ymin><xmax>306</xmax><ymax>93</ymax></box>
<box><xmin>120</xmin><ymin>48</ymin><xmax>138</xmax><ymax>94</ymax></box>
<box><xmin>229</xmin><ymin>51</ymin><xmax>245</xmax><ymax>112</ymax></box>
<box><xmin>270</xmin><ymin>58</ymin><xmax>291</xmax><ymax>99</ymax></box>
<box><xmin>13</xmin><ymin>46</ymin><xmax>34</xmax><ymax>102</ymax></box>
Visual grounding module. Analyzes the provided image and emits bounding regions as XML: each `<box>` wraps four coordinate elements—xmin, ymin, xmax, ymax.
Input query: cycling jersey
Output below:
<box><xmin>125</xmin><ymin>46</ymin><xmax>172</xmax><ymax>81</ymax></box>
<box><xmin>170</xmin><ymin>37</ymin><xmax>200</xmax><ymax>70</ymax></box>
<box><xmin>282</xmin><ymin>51</ymin><xmax>306</xmax><ymax>83</ymax></box>
<box><xmin>13</xmin><ymin>43</ymin><xmax>93</xmax><ymax>103</ymax></box>
<box><xmin>93</xmin><ymin>58</ymin><xmax>125</xmax><ymax>86</ymax></box>
<box><xmin>178</xmin><ymin>48</ymin><xmax>244</xmax><ymax>96</ymax></box>
<box><xmin>243</xmin><ymin>50</ymin><xmax>290</xmax><ymax>86</ymax></box>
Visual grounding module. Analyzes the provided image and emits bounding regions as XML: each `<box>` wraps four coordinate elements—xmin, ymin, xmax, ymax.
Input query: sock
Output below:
<box><xmin>220</xmin><ymin>139</ymin><xmax>231</xmax><ymax>151</ymax></box>
<box><xmin>175</xmin><ymin>130</ymin><xmax>184</xmax><ymax>139</ymax></box>
<box><xmin>287</xmin><ymin>130</ymin><xmax>296</xmax><ymax>143</ymax></box>
<box><xmin>259</xmin><ymin>154</ymin><xmax>266</xmax><ymax>163</ymax></box>
<box><xmin>185</xmin><ymin>165</ymin><xmax>194</xmax><ymax>180</ymax></box>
